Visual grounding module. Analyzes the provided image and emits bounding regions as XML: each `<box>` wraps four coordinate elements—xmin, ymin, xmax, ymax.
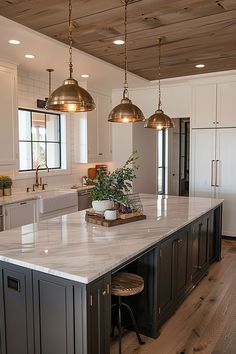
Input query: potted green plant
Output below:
<box><xmin>109</xmin><ymin>153</ymin><xmax>138</xmax><ymax>208</ymax></box>
<box><xmin>91</xmin><ymin>170</ymin><xmax>114</xmax><ymax>212</ymax></box>
<box><xmin>2</xmin><ymin>176</ymin><xmax>13</xmax><ymax>196</ymax></box>
<box><xmin>91</xmin><ymin>153</ymin><xmax>138</xmax><ymax>213</ymax></box>
<box><xmin>0</xmin><ymin>177</ymin><xmax>4</xmax><ymax>197</ymax></box>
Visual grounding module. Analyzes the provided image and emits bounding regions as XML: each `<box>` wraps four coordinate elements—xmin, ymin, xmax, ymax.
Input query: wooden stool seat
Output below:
<box><xmin>111</xmin><ymin>272</ymin><xmax>144</xmax><ymax>297</ymax></box>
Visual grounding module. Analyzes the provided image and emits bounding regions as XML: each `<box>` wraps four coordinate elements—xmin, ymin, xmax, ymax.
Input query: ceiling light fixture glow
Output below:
<box><xmin>81</xmin><ymin>74</ymin><xmax>89</xmax><ymax>78</ymax></box>
<box><xmin>9</xmin><ymin>39</ymin><xmax>21</xmax><ymax>45</ymax></box>
<box><xmin>113</xmin><ymin>39</ymin><xmax>125</xmax><ymax>45</ymax></box>
<box><xmin>25</xmin><ymin>54</ymin><xmax>35</xmax><ymax>59</ymax></box>
<box><xmin>195</xmin><ymin>64</ymin><xmax>205</xmax><ymax>68</ymax></box>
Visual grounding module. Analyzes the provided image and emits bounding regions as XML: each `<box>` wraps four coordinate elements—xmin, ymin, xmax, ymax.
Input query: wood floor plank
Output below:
<box><xmin>110</xmin><ymin>240</ymin><xmax>236</xmax><ymax>354</ymax></box>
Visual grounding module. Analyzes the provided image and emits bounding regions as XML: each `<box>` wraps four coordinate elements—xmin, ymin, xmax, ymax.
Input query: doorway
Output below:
<box><xmin>168</xmin><ymin>118</ymin><xmax>190</xmax><ymax>196</ymax></box>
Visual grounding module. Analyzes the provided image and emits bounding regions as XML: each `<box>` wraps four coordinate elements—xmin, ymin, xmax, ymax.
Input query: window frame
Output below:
<box><xmin>18</xmin><ymin>108</ymin><xmax>62</xmax><ymax>172</ymax></box>
<box><xmin>157</xmin><ymin>129</ymin><xmax>167</xmax><ymax>195</ymax></box>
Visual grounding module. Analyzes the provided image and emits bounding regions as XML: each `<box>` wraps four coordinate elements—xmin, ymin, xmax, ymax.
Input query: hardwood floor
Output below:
<box><xmin>110</xmin><ymin>239</ymin><xmax>236</xmax><ymax>354</ymax></box>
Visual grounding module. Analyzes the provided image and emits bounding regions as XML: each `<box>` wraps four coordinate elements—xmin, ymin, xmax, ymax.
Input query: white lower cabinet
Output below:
<box><xmin>4</xmin><ymin>200</ymin><xmax>38</xmax><ymax>230</ymax></box>
<box><xmin>190</xmin><ymin>128</ymin><xmax>236</xmax><ymax>237</ymax></box>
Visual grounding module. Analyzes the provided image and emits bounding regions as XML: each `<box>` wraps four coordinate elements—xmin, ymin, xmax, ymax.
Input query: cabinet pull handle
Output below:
<box><xmin>90</xmin><ymin>295</ymin><xmax>93</xmax><ymax>306</ymax></box>
<box><xmin>211</xmin><ymin>160</ymin><xmax>216</xmax><ymax>187</ymax></box>
<box><xmin>98</xmin><ymin>153</ymin><xmax>103</xmax><ymax>156</ymax></box>
<box><xmin>102</xmin><ymin>290</ymin><xmax>106</xmax><ymax>296</ymax></box>
<box><xmin>20</xmin><ymin>201</ymin><xmax>27</xmax><ymax>205</ymax></box>
<box><xmin>7</xmin><ymin>276</ymin><xmax>21</xmax><ymax>292</ymax></box>
<box><xmin>215</xmin><ymin>160</ymin><xmax>220</xmax><ymax>187</ymax></box>
<box><xmin>106</xmin><ymin>283</ymin><xmax>110</xmax><ymax>294</ymax></box>
<box><xmin>177</xmin><ymin>239</ymin><xmax>183</xmax><ymax>244</ymax></box>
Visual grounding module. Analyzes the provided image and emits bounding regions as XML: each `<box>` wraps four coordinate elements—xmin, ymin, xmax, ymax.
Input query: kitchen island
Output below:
<box><xmin>0</xmin><ymin>195</ymin><xmax>222</xmax><ymax>354</ymax></box>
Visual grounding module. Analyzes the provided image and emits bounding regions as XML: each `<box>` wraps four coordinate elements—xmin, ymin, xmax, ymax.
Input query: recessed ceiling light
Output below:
<box><xmin>195</xmin><ymin>64</ymin><xmax>205</xmax><ymax>68</ymax></box>
<box><xmin>113</xmin><ymin>39</ymin><xmax>125</xmax><ymax>45</ymax></box>
<box><xmin>9</xmin><ymin>39</ymin><xmax>21</xmax><ymax>45</ymax></box>
<box><xmin>81</xmin><ymin>74</ymin><xmax>89</xmax><ymax>78</ymax></box>
<box><xmin>25</xmin><ymin>54</ymin><xmax>35</xmax><ymax>59</ymax></box>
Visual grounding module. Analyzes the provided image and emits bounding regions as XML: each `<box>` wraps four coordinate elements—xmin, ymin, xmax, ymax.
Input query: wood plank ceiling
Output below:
<box><xmin>0</xmin><ymin>0</ymin><xmax>236</xmax><ymax>80</ymax></box>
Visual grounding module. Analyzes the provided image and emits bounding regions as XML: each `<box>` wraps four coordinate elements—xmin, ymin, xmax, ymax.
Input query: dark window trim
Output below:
<box><xmin>157</xmin><ymin>129</ymin><xmax>167</xmax><ymax>195</ymax></box>
<box><xmin>18</xmin><ymin>108</ymin><xmax>62</xmax><ymax>172</ymax></box>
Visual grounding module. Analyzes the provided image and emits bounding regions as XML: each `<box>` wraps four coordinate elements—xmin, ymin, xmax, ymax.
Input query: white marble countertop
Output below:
<box><xmin>0</xmin><ymin>195</ymin><xmax>223</xmax><ymax>284</ymax></box>
<box><xmin>0</xmin><ymin>185</ymin><xmax>92</xmax><ymax>206</ymax></box>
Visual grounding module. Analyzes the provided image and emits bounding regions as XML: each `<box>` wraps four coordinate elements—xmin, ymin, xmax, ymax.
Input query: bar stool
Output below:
<box><xmin>111</xmin><ymin>272</ymin><xmax>145</xmax><ymax>354</ymax></box>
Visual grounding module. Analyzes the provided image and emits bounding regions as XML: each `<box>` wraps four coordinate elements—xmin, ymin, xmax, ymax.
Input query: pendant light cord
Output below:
<box><xmin>158</xmin><ymin>38</ymin><xmax>162</xmax><ymax>110</ymax></box>
<box><xmin>123</xmin><ymin>0</ymin><xmax>129</xmax><ymax>99</ymax></box>
<box><xmin>68</xmin><ymin>0</ymin><xmax>73</xmax><ymax>79</ymax></box>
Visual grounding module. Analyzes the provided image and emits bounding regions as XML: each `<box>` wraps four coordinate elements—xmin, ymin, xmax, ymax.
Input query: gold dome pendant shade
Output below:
<box><xmin>46</xmin><ymin>78</ymin><xmax>95</xmax><ymax>112</ymax></box>
<box><xmin>108</xmin><ymin>0</ymin><xmax>144</xmax><ymax>123</ymax></box>
<box><xmin>144</xmin><ymin>38</ymin><xmax>174</xmax><ymax>130</ymax></box>
<box><xmin>145</xmin><ymin>109</ymin><xmax>174</xmax><ymax>130</ymax></box>
<box><xmin>108</xmin><ymin>87</ymin><xmax>144</xmax><ymax>123</ymax></box>
<box><xmin>46</xmin><ymin>0</ymin><xmax>95</xmax><ymax>113</ymax></box>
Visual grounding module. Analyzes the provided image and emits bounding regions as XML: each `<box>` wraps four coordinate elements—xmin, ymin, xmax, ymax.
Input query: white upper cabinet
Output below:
<box><xmin>191</xmin><ymin>84</ymin><xmax>217</xmax><ymax>128</ymax></box>
<box><xmin>97</xmin><ymin>93</ymin><xmax>112</xmax><ymax>160</ymax></box>
<box><xmin>217</xmin><ymin>82</ymin><xmax>236</xmax><ymax>128</ymax></box>
<box><xmin>0</xmin><ymin>63</ymin><xmax>17</xmax><ymax>165</ymax></box>
<box><xmin>74</xmin><ymin>91</ymin><xmax>112</xmax><ymax>163</ymax></box>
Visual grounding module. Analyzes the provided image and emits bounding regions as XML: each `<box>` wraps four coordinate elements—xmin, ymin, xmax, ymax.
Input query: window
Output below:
<box><xmin>157</xmin><ymin>129</ymin><xmax>168</xmax><ymax>195</ymax></box>
<box><xmin>18</xmin><ymin>108</ymin><xmax>65</xmax><ymax>172</ymax></box>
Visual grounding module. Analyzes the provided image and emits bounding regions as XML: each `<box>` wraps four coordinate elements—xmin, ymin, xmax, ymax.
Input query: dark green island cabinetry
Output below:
<box><xmin>0</xmin><ymin>196</ymin><xmax>222</xmax><ymax>354</ymax></box>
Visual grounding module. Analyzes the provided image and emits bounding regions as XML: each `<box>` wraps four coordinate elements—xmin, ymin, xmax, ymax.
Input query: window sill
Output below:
<box><xmin>14</xmin><ymin>168</ymin><xmax>71</xmax><ymax>180</ymax></box>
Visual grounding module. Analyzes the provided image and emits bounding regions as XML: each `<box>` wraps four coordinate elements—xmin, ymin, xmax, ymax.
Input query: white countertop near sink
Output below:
<box><xmin>0</xmin><ymin>185</ymin><xmax>92</xmax><ymax>206</ymax></box>
<box><xmin>0</xmin><ymin>194</ymin><xmax>223</xmax><ymax>284</ymax></box>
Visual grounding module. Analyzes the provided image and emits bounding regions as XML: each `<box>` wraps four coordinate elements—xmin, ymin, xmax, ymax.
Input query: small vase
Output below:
<box><xmin>4</xmin><ymin>188</ymin><xmax>12</xmax><ymax>196</ymax></box>
<box><xmin>0</xmin><ymin>189</ymin><xmax>3</xmax><ymax>197</ymax></box>
<box><xmin>92</xmin><ymin>200</ymin><xmax>113</xmax><ymax>213</ymax></box>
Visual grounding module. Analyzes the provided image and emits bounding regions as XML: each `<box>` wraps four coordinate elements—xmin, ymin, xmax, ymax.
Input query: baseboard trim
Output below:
<box><xmin>222</xmin><ymin>235</ymin><xmax>236</xmax><ymax>240</ymax></box>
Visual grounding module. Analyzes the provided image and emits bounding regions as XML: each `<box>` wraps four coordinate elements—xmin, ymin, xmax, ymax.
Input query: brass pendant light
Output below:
<box><xmin>144</xmin><ymin>38</ymin><xmax>174</xmax><ymax>130</ymax></box>
<box><xmin>46</xmin><ymin>0</ymin><xmax>95</xmax><ymax>112</ymax></box>
<box><xmin>108</xmin><ymin>0</ymin><xmax>145</xmax><ymax>123</ymax></box>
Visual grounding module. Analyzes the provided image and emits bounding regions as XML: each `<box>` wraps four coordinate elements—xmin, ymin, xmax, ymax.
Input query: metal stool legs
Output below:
<box><xmin>112</xmin><ymin>296</ymin><xmax>145</xmax><ymax>354</ymax></box>
<box><xmin>120</xmin><ymin>302</ymin><xmax>145</xmax><ymax>345</ymax></box>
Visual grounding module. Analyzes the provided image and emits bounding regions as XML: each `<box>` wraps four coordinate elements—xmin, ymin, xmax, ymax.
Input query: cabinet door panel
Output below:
<box><xmin>190</xmin><ymin>129</ymin><xmax>216</xmax><ymax>198</ymax></box>
<box><xmin>191</xmin><ymin>216</ymin><xmax>209</xmax><ymax>283</ymax></box>
<box><xmin>0</xmin><ymin>263</ymin><xmax>34</xmax><ymax>354</ymax></box>
<box><xmin>191</xmin><ymin>222</ymin><xmax>200</xmax><ymax>280</ymax></box>
<box><xmin>191</xmin><ymin>84</ymin><xmax>216</xmax><ymax>128</ymax></box>
<box><xmin>216</xmin><ymin>128</ymin><xmax>236</xmax><ymax>237</ymax></box>
<box><xmin>33</xmin><ymin>272</ymin><xmax>74</xmax><ymax>354</ymax></box>
<box><xmin>97</xmin><ymin>94</ymin><xmax>112</xmax><ymax>161</ymax></box>
<box><xmin>158</xmin><ymin>238</ymin><xmax>174</xmax><ymax>318</ymax></box>
<box><xmin>0</xmin><ymin>65</ymin><xmax>17</xmax><ymax>165</ymax></box>
<box><xmin>199</xmin><ymin>217</ymin><xmax>209</xmax><ymax>269</ymax></box>
<box><xmin>175</xmin><ymin>229</ymin><xmax>189</xmax><ymax>302</ymax></box>
<box><xmin>87</xmin><ymin>275</ymin><xmax>111</xmax><ymax>354</ymax></box>
<box><xmin>4</xmin><ymin>200</ymin><xmax>37</xmax><ymax>230</ymax></box>
<box><xmin>217</xmin><ymin>82</ymin><xmax>236</xmax><ymax>128</ymax></box>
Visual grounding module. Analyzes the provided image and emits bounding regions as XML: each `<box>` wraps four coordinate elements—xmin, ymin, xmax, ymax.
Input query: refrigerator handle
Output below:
<box><xmin>211</xmin><ymin>160</ymin><xmax>216</xmax><ymax>187</ymax></box>
<box><xmin>215</xmin><ymin>160</ymin><xmax>220</xmax><ymax>187</ymax></box>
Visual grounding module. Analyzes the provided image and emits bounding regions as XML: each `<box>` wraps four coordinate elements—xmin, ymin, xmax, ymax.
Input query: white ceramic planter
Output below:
<box><xmin>92</xmin><ymin>200</ymin><xmax>113</xmax><ymax>213</ymax></box>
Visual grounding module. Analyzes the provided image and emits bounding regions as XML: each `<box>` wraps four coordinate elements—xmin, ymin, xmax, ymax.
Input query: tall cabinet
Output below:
<box><xmin>0</xmin><ymin>62</ymin><xmax>17</xmax><ymax>166</ymax></box>
<box><xmin>190</xmin><ymin>81</ymin><xmax>236</xmax><ymax>237</ymax></box>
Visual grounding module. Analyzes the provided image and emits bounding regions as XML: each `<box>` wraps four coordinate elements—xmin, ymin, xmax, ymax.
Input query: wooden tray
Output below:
<box><xmin>85</xmin><ymin>210</ymin><xmax>146</xmax><ymax>227</ymax></box>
